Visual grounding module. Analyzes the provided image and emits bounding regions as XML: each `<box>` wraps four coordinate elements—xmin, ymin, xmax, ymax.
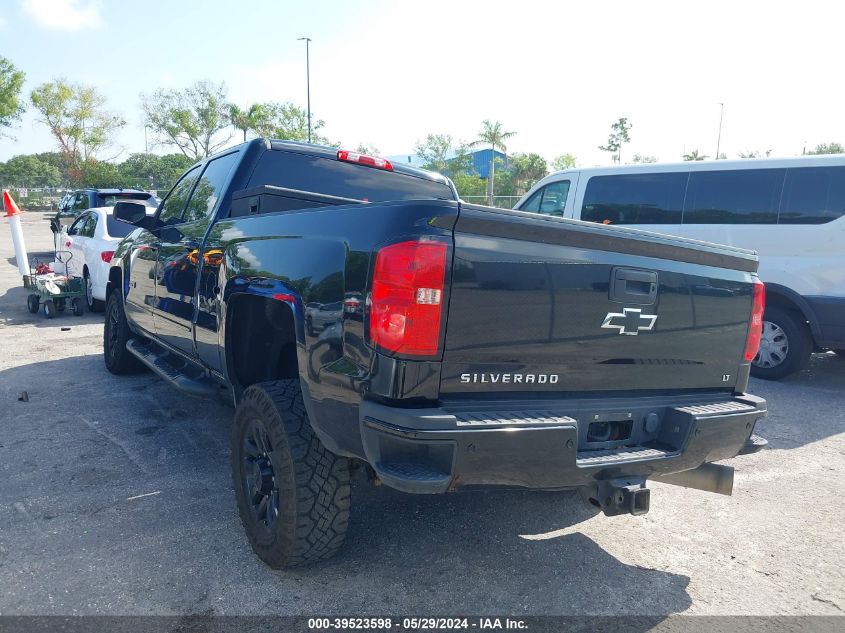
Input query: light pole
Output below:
<box><xmin>715</xmin><ymin>102</ymin><xmax>724</xmax><ymax>159</ymax></box>
<box><xmin>144</xmin><ymin>125</ymin><xmax>150</xmax><ymax>154</ymax></box>
<box><xmin>298</xmin><ymin>37</ymin><xmax>312</xmax><ymax>143</ymax></box>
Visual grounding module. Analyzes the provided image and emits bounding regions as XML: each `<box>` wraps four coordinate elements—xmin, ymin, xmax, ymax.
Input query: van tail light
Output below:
<box><xmin>337</xmin><ymin>150</ymin><xmax>393</xmax><ymax>171</ymax></box>
<box><xmin>100</xmin><ymin>250</ymin><xmax>115</xmax><ymax>263</ymax></box>
<box><xmin>369</xmin><ymin>240</ymin><xmax>448</xmax><ymax>357</ymax></box>
<box><xmin>743</xmin><ymin>279</ymin><xmax>766</xmax><ymax>362</ymax></box>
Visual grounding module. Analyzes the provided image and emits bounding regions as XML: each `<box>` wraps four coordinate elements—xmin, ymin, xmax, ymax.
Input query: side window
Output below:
<box><xmin>684</xmin><ymin>169</ymin><xmax>784</xmax><ymax>224</ymax></box>
<box><xmin>537</xmin><ymin>180</ymin><xmax>570</xmax><ymax>216</ymax></box>
<box><xmin>76</xmin><ymin>193</ymin><xmax>90</xmax><ymax>211</ymax></box>
<box><xmin>182</xmin><ymin>152</ymin><xmax>239</xmax><ymax>223</ymax></box>
<box><xmin>157</xmin><ymin>167</ymin><xmax>201</xmax><ymax>225</ymax></box>
<box><xmin>581</xmin><ymin>173</ymin><xmax>686</xmax><ymax>224</ymax></box>
<box><xmin>520</xmin><ymin>188</ymin><xmax>544</xmax><ymax>213</ymax></box>
<box><xmin>67</xmin><ymin>214</ymin><xmax>87</xmax><ymax>235</ymax></box>
<box><xmin>81</xmin><ymin>213</ymin><xmax>98</xmax><ymax>237</ymax></box>
<box><xmin>519</xmin><ymin>181</ymin><xmax>570</xmax><ymax>216</ymax></box>
<box><xmin>779</xmin><ymin>166</ymin><xmax>845</xmax><ymax>224</ymax></box>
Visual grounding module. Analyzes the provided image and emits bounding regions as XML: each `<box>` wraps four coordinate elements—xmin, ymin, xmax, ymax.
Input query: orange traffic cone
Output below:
<box><xmin>3</xmin><ymin>189</ymin><xmax>30</xmax><ymax>276</ymax></box>
<box><xmin>3</xmin><ymin>189</ymin><xmax>23</xmax><ymax>216</ymax></box>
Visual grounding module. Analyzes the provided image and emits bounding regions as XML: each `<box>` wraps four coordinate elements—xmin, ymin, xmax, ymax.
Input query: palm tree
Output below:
<box><xmin>229</xmin><ymin>103</ymin><xmax>267</xmax><ymax>142</ymax></box>
<box><xmin>471</xmin><ymin>120</ymin><xmax>515</xmax><ymax>205</ymax></box>
<box><xmin>682</xmin><ymin>149</ymin><xmax>709</xmax><ymax>161</ymax></box>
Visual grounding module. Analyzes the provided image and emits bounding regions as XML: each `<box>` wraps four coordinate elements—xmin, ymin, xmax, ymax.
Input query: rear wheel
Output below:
<box><xmin>103</xmin><ymin>289</ymin><xmax>145</xmax><ymax>374</ymax></box>
<box><xmin>751</xmin><ymin>306</ymin><xmax>812</xmax><ymax>380</ymax></box>
<box><xmin>231</xmin><ymin>379</ymin><xmax>351</xmax><ymax>568</ymax></box>
<box><xmin>72</xmin><ymin>297</ymin><xmax>84</xmax><ymax>316</ymax></box>
<box><xmin>84</xmin><ymin>269</ymin><xmax>105</xmax><ymax>312</ymax></box>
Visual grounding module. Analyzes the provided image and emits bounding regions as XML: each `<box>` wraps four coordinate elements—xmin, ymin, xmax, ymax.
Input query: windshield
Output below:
<box><xmin>97</xmin><ymin>192</ymin><xmax>158</xmax><ymax>207</ymax></box>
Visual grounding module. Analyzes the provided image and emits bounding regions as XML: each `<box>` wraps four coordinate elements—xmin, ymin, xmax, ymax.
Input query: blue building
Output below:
<box><xmin>387</xmin><ymin>148</ymin><xmax>508</xmax><ymax>178</ymax></box>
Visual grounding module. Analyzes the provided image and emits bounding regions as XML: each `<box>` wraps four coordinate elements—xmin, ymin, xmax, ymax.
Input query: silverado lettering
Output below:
<box><xmin>460</xmin><ymin>373</ymin><xmax>560</xmax><ymax>384</ymax></box>
<box><xmin>103</xmin><ymin>139</ymin><xmax>768</xmax><ymax>570</ymax></box>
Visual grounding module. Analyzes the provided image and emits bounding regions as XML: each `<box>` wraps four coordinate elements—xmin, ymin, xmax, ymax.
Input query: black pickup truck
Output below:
<box><xmin>105</xmin><ymin>139</ymin><xmax>768</xmax><ymax>568</ymax></box>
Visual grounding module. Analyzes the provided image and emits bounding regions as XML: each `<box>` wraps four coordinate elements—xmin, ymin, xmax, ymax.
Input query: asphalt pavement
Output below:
<box><xmin>0</xmin><ymin>211</ymin><xmax>843</xmax><ymax>617</ymax></box>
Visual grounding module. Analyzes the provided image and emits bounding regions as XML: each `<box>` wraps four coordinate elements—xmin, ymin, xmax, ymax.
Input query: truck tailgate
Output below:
<box><xmin>440</xmin><ymin>205</ymin><xmax>759</xmax><ymax>395</ymax></box>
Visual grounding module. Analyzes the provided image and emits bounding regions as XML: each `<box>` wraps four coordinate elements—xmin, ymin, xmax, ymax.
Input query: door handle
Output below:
<box><xmin>610</xmin><ymin>267</ymin><xmax>658</xmax><ymax>305</ymax></box>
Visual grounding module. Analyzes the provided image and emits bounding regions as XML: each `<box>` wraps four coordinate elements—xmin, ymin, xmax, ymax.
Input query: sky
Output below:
<box><xmin>1</xmin><ymin>0</ymin><xmax>843</xmax><ymax>167</ymax></box>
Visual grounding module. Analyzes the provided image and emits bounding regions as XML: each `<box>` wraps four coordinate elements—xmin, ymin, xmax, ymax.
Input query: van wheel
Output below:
<box><xmin>750</xmin><ymin>306</ymin><xmax>812</xmax><ymax>380</ymax></box>
<box><xmin>231</xmin><ymin>380</ymin><xmax>350</xmax><ymax>568</ymax></box>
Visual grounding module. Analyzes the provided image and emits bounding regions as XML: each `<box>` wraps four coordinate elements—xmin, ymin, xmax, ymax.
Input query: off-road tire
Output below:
<box><xmin>750</xmin><ymin>306</ymin><xmax>812</xmax><ymax>380</ymax></box>
<box><xmin>232</xmin><ymin>380</ymin><xmax>351</xmax><ymax>569</ymax></box>
<box><xmin>103</xmin><ymin>289</ymin><xmax>145</xmax><ymax>374</ymax></box>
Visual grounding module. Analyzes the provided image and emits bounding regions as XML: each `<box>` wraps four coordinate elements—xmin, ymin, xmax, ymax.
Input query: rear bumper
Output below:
<box><xmin>359</xmin><ymin>394</ymin><xmax>767</xmax><ymax>494</ymax></box>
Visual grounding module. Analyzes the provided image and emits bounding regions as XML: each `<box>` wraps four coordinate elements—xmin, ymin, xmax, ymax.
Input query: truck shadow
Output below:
<box><xmin>0</xmin><ymin>355</ymin><xmax>692</xmax><ymax>617</ymax></box>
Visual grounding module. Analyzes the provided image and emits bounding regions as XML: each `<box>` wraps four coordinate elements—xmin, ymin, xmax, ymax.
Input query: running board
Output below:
<box><xmin>126</xmin><ymin>339</ymin><xmax>217</xmax><ymax>399</ymax></box>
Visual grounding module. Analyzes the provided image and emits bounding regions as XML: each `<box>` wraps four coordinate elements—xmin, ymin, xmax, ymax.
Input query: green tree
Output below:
<box><xmin>683</xmin><ymin>149</ymin><xmax>708</xmax><ymax>161</ymax></box>
<box><xmin>30</xmin><ymin>79</ymin><xmax>126</xmax><ymax>183</ymax></box>
<box><xmin>471</xmin><ymin>120</ymin><xmax>516</xmax><ymax>205</ymax></box>
<box><xmin>807</xmin><ymin>142</ymin><xmax>844</xmax><ymax>155</ymax></box>
<box><xmin>0</xmin><ymin>154</ymin><xmax>63</xmax><ymax>187</ymax></box>
<box><xmin>631</xmin><ymin>154</ymin><xmax>658</xmax><ymax>163</ymax></box>
<box><xmin>81</xmin><ymin>160</ymin><xmax>132</xmax><ymax>188</ymax></box>
<box><xmin>599</xmin><ymin>117</ymin><xmax>632</xmax><ymax>164</ymax></box>
<box><xmin>0</xmin><ymin>56</ymin><xmax>25</xmax><ymax>136</ymax></box>
<box><xmin>254</xmin><ymin>101</ymin><xmax>332</xmax><ymax>144</ymax></box>
<box><xmin>355</xmin><ymin>143</ymin><xmax>380</xmax><ymax>155</ymax></box>
<box><xmin>119</xmin><ymin>152</ymin><xmax>194</xmax><ymax>190</ymax></box>
<box><xmin>509</xmin><ymin>152</ymin><xmax>548</xmax><ymax>194</ymax></box>
<box><xmin>142</xmin><ymin>80</ymin><xmax>231</xmax><ymax>160</ymax></box>
<box><xmin>414</xmin><ymin>134</ymin><xmax>454</xmax><ymax>175</ymax></box>
<box><xmin>552</xmin><ymin>153</ymin><xmax>577</xmax><ymax>171</ymax></box>
<box><xmin>228</xmin><ymin>103</ymin><xmax>271</xmax><ymax>142</ymax></box>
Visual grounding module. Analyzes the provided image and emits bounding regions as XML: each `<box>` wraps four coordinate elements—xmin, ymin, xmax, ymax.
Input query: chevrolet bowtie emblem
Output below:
<box><xmin>602</xmin><ymin>307</ymin><xmax>658</xmax><ymax>335</ymax></box>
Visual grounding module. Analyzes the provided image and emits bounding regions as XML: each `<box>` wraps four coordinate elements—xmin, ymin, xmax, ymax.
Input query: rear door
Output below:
<box><xmin>154</xmin><ymin>150</ymin><xmax>239</xmax><ymax>356</ymax></box>
<box><xmin>440</xmin><ymin>205</ymin><xmax>757</xmax><ymax>396</ymax></box>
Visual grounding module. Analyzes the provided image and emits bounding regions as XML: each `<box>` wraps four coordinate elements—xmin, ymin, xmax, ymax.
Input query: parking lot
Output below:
<box><xmin>1</xmin><ymin>211</ymin><xmax>843</xmax><ymax>617</ymax></box>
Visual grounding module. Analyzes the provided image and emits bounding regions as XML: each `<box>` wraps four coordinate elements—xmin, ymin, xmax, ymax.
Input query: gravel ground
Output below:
<box><xmin>0</xmin><ymin>211</ymin><xmax>843</xmax><ymax>617</ymax></box>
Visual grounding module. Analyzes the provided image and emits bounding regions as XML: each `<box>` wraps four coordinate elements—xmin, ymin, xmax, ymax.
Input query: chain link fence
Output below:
<box><xmin>460</xmin><ymin>195</ymin><xmax>522</xmax><ymax>209</ymax></box>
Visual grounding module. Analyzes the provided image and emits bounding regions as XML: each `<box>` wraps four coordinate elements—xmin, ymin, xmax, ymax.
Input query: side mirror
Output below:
<box><xmin>113</xmin><ymin>201</ymin><xmax>148</xmax><ymax>224</ymax></box>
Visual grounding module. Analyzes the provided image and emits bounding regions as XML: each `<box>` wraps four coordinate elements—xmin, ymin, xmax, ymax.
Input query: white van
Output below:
<box><xmin>513</xmin><ymin>156</ymin><xmax>845</xmax><ymax>379</ymax></box>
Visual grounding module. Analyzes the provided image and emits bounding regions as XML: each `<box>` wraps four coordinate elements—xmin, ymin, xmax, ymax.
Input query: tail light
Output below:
<box><xmin>337</xmin><ymin>150</ymin><xmax>393</xmax><ymax>171</ymax></box>
<box><xmin>743</xmin><ymin>279</ymin><xmax>766</xmax><ymax>362</ymax></box>
<box><xmin>100</xmin><ymin>251</ymin><xmax>115</xmax><ymax>263</ymax></box>
<box><xmin>369</xmin><ymin>240</ymin><xmax>448</xmax><ymax>357</ymax></box>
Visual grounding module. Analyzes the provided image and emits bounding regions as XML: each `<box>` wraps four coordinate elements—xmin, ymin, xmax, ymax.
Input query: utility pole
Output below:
<box><xmin>298</xmin><ymin>37</ymin><xmax>312</xmax><ymax>143</ymax></box>
<box><xmin>716</xmin><ymin>102</ymin><xmax>724</xmax><ymax>159</ymax></box>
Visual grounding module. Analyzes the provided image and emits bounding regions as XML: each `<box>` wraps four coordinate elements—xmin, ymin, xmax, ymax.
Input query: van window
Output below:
<box><xmin>684</xmin><ymin>169</ymin><xmax>784</xmax><ymax>224</ymax></box>
<box><xmin>779</xmin><ymin>166</ymin><xmax>845</xmax><ymax>224</ymax></box>
<box><xmin>521</xmin><ymin>180</ymin><xmax>570</xmax><ymax>216</ymax></box>
<box><xmin>581</xmin><ymin>173</ymin><xmax>685</xmax><ymax>224</ymax></box>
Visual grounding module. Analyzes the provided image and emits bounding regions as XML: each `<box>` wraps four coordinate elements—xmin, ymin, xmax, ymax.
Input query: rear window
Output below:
<box><xmin>581</xmin><ymin>173</ymin><xmax>686</xmax><ymax>224</ymax></box>
<box><xmin>684</xmin><ymin>169</ymin><xmax>784</xmax><ymax>224</ymax></box>
<box><xmin>106</xmin><ymin>215</ymin><xmax>137</xmax><ymax>238</ymax></box>
<box><xmin>247</xmin><ymin>151</ymin><xmax>454</xmax><ymax>202</ymax></box>
<box><xmin>779</xmin><ymin>166</ymin><xmax>845</xmax><ymax>224</ymax></box>
<box><xmin>97</xmin><ymin>192</ymin><xmax>158</xmax><ymax>207</ymax></box>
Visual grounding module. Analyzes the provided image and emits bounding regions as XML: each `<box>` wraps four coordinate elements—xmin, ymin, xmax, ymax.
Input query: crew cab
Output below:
<box><xmin>104</xmin><ymin>139</ymin><xmax>768</xmax><ymax>569</ymax></box>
